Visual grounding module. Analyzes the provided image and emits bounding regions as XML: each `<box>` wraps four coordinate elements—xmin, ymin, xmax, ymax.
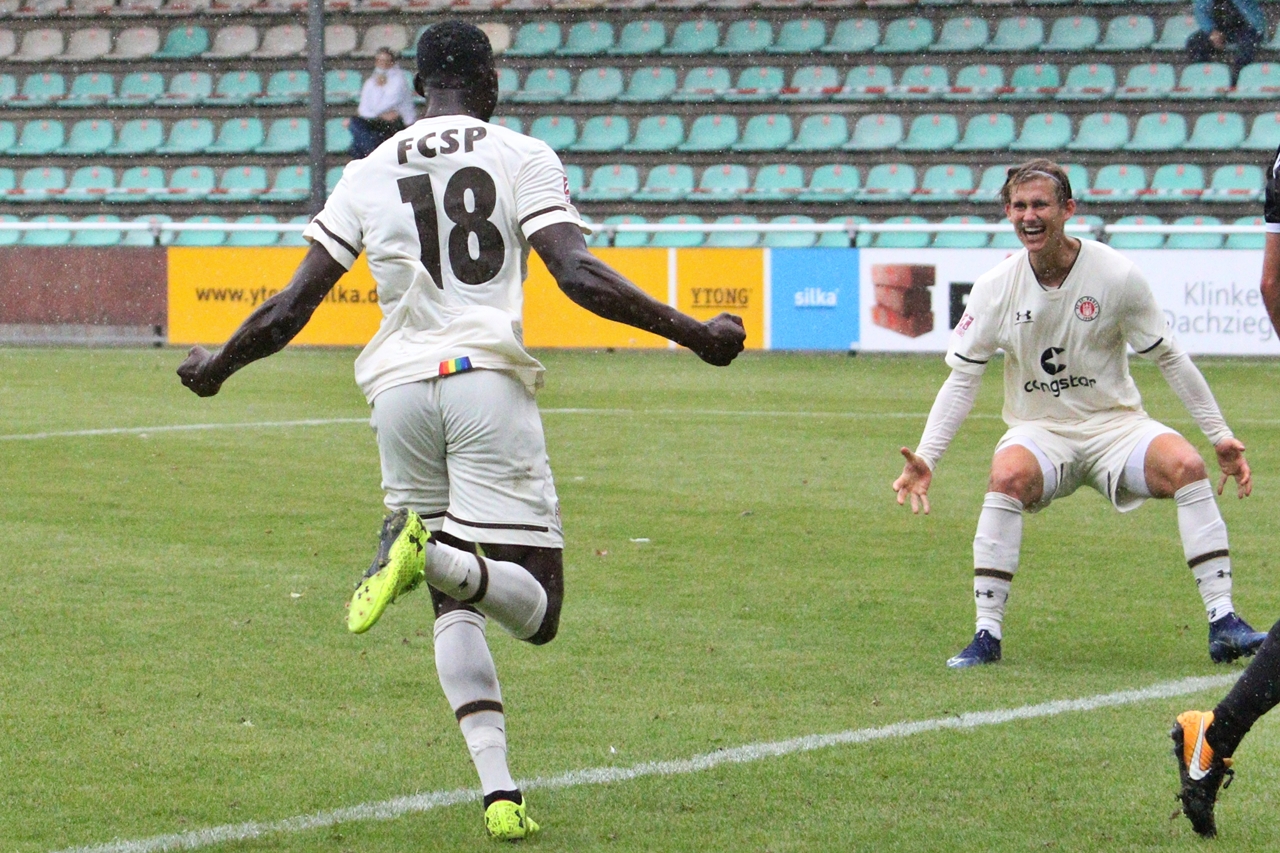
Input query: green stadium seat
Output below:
<box><xmin>1068</xmin><ymin>112</ymin><xmax>1130</xmax><ymax>150</ymax></box>
<box><xmin>559</xmin><ymin>21</ymin><xmax>614</xmax><ymax>56</ymax></box>
<box><xmin>733</xmin><ymin>113</ymin><xmax>792</xmax><ymax>151</ymax></box>
<box><xmin>662</xmin><ymin>19</ymin><xmax>720</xmax><ymax>55</ymax></box>
<box><xmin>279</xmin><ymin>215</ymin><xmax>311</xmax><ymax>248</ymax></box>
<box><xmin>893</xmin><ymin>64</ymin><xmax>948</xmax><ymax>100</ymax></box>
<box><xmin>214</xmin><ymin>165</ymin><xmax>268</xmax><ymax>202</ymax></box>
<box><xmin>173</xmin><ymin>215</ymin><xmax>226</xmax><ymax>248</ymax></box>
<box><xmin>897</xmin><ymin>113</ymin><xmax>960</xmax><ymax>151</ymax></box>
<box><xmin>749</xmin><ymin>163</ymin><xmax>805</xmax><ymax>202</ymax></box>
<box><xmin>674</xmin><ymin>66</ymin><xmax>730</xmax><ymax>102</ymax></box>
<box><xmin>1185</xmin><ymin>111</ymin><xmax>1245</xmax><ymax>150</ymax></box>
<box><xmin>651</xmin><ymin>214</ymin><xmax>704</xmax><ymax>249</ymax></box>
<box><xmin>57</xmin><ymin>118</ymin><xmax>112</xmax><ymax>155</ymax></box>
<box><xmin>156</xmin><ymin>25</ymin><xmax>210</xmax><ymax>59</ymax></box>
<box><xmin>104</xmin><ymin>119</ymin><xmax>161</xmax><ymax>155</ymax></box>
<box><xmin>818</xmin><ymin>215</ymin><xmax>872</xmax><ymax>248</ymax></box>
<box><xmin>705</xmin><ymin>215</ymin><xmax>759</xmax><ymax>249</ymax></box>
<box><xmin>1174</xmin><ymin>63</ymin><xmax>1232</xmax><ymax>99</ymax></box>
<box><xmin>855</xmin><ymin>163</ymin><xmax>915</xmax><ymax>202</ymax></box>
<box><xmin>156</xmin><ymin>71</ymin><xmax>212</xmax><ymax>107</ymax></box>
<box><xmin>13</xmin><ymin>71</ymin><xmax>65</xmax><ymax>107</ymax></box>
<box><xmin>1146</xmin><ymin>162</ymin><xmax>1205</xmax><ymax>201</ymax></box>
<box><xmin>598</xmin><ymin>214</ymin><xmax>646</xmax><ymax>249</ymax></box>
<box><xmin>1098</xmin><ymin>15</ymin><xmax>1156</xmax><ymax>51</ymax></box>
<box><xmin>0</xmin><ymin>75</ymin><xmax>16</xmax><ymax>104</ymax></box>
<box><xmin>1058</xmin><ymin>63</ymin><xmax>1116</xmax><ymax>101</ymax></box>
<box><xmin>836</xmin><ymin>65</ymin><xmax>893</xmax><ymax>101</ymax></box>
<box><xmin>506</xmin><ymin>22</ymin><xmax>561</xmax><ymax>57</ymax></box>
<box><xmin>263</xmin><ymin>165</ymin><xmax>310</xmax><ymax>202</ymax></box>
<box><xmin>610</xmin><ymin>20</ymin><xmax>665</xmax><ymax>56</ymax></box>
<box><xmin>633</xmin><ymin>163</ymin><xmax>695</xmax><ymax>202</ymax></box>
<box><xmin>763</xmin><ymin>215</ymin><xmax>818</xmax><ymax>249</ymax></box>
<box><xmin>678</xmin><ymin>114</ymin><xmax>738</xmax><ymax>152</ymax></box>
<box><xmin>63</xmin><ymin>72</ymin><xmax>113</xmax><ymax>108</ymax></box>
<box><xmin>1154</xmin><ymin>14</ymin><xmax>1198</xmax><ymax>50</ymax></box>
<box><xmin>718</xmin><ymin>20</ymin><xmax>773</xmax><ymax>55</ymax></box>
<box><xmin>913</xmin><ymin>164</ymin><xmax>975</xmax><ymax>203</ymax></box>
<box><xmin>954</xmin><ymin>112</ymin><xmax>1016</xmax><ymax>151</ymax></box>
<box><xmin>569</xmin><ymin>115</ymin><xmax>629</xmax><ymax>153</ymax></box>
<box><xmin>1110</xmin><ymin>215</ymin><xmax>1165</xmax><ymax>249</ymax></box>
<box><xmin>0</xmin><ymin>169</ymin><xmax>14</xmax><ymax>199</ymax></box>
<box><xmin>990</xmin><ymin>228</ymin><xmax>1025</xmax><ymax>249</ymax></box>
<box><xmin>323</xmin><ymin>69</ymin><xmax>360</xmax><ymax>105</ymax></box>
<box><xmin>208</xmin><ymin>71</ymin><xmax>262</xmax><ymax>106</ymax></box>
<box><xmin>208</xmin><ymin>117</ymin><xmax>265</xmax><ymax>154</ymax></box>
<box><xmin>514</xmin><ymin>67</ymin><xmax>571</xmax><ymax>103</ymax></box>
<box><xmin>111</xmin><ymin>165</ymin><xmax>164</xmax><ymax>203</ymax></box>
<box><xmin>113</xmin><ymin>72</ymin><xmax>164</xmax><ymax>106</ymax></box>
<box><xmin>988</xmin><ymin>16</ymin><xmax>1045</xmax><ymax>52</ymax></box>
<box><xmin>1231</xmin><ymin>63</ymin><xmax>1280</xmax><ymax>99</ymax></box>
<box><xmin>1226</xmin><ymin>215</ymin><xmax>1265</xmax><ymax>249</ymax></box>
<box><xmin>618</xmin><ymin>66</ymin><xmax>677</xmax><ymax>102</ymax></box>
<box><xmin>623</xmin><ymin>114</ymin><xmax>683</xmax><ymax>152</ymax></box>
<box><xmin>844</xmin><ymin>113</ymin><xmax>904</xmax><ymax>151</ymax></box>
<box><xmin>787</xmin><ymin>114</ymin><xmax>848</xmax><ymax>151</ymax></box>
<box><xmin>15</xmin><ymin>119</ymin><xmax>63</xmax><ymax>156</ymax></box>
<box><xmin>489</xmin><ymin>116</ymin><xmax>522</xmax><ymax>134</ymax></box>
<box><xmin>1010</xmin><ymin>112</ymin><xmax>1072</xmax><ymax>151</ymax></box>
<box><xmin>167</xmin><ymin>166</ymin><xmax>216</xmax><ymax>202</ymax></box>
<box><xmin>876</xmin><ymin>17</ymin><xmax>933</xmax><ymax>53</ymax></box>
<box><xmin>780</xmin><ymin>65</ymin><xmax>839</xmax><ymax>101</ymax></box>
<box><xmin>1062</xmin><ymin>163</ymin><xmax>1091</xmax><ymax>197</ymax></box>
<box><xmin>1124</xmin><ymin>111</ymin><xmax>1187</xmax><ymax>150</ymax></box>
<box><xmin>71</xmin><ymin>215</ymin><xmax>123</xmax><ymax>248</ymax></box>
<box><xmin>226</xmin><ymin>215</ymin><xmax>280</xmax><ymax>248</ymax></box>
<box><xmin>1003</xmin><ymin>63</ymin><xmax>1061</xmax><ymax>100</ymax></box>
<box><xmin>799</xmin><ymin>163</ymin><xmax>860</xmax><ymax>202</ymax></box>
<box><xmin>1043</xmin><ymin>16</ymin><xmax>1100</xmax><ymax>51</ymax></box>
<box><xmin>691</xmin><ymin>163</ymin><xmax>749</xmax><ymax>201</ymax></box>
<box><xmin>257</xmin><ymin>117</ymin><xmax>308</xmax><ymax>154</ymax></box>
<box><xmin>724</xmin><ymin>66</ymin><xmax>784</xmax><ymax>103</ymax></box>
<box><xmin>875</xmin><ymin>215</ymin><xmax>930</xmax><ymax>249</ymax></box>
<box><xmin>0</xmin><ymin>216</ymin><xmax>21</xmax><ymax>248</ymax></box>
<box><xmin>65</xmin><ymin>166</ymin><xmax>114</xmax><ymax>202</ymax></box>
<box><xmin>1117</xmin><ymin>63</ymin><xmax>1176</xmax><ymax>99</ymax></box>
<box><xmin>1065</xmin><ymin>215</ymin><xmax>1106</xmax><ymax>239</ymax></box>
<box><xmin>970</xmin><ymin>164</ymin><xmax>1015</xmax><ymax>203</ymax></box>
<box><xmin>1089</xmin><ymin>163</ymin><xmax>1147</xmax><ymax>201</ymax></box>
<box><xmin>1206</xmin><ymin>164</ymin><xmax>1263</xmax><ymax>202</ymax></box>
<box><xmin>1243</xmin><ymin>112</ymin><xmax>1280</xmax><ymax>149</ymax></box>
<box><xmin>946</xmin><ymin>64</ymin><xmax>1004</xmax><ymax>101</ymax></box>
<box><xmin>0</xmin><ymin>121</ymin><xmax>13</xmax><ymax>154</ymax></box>
<box><xmin>565</xmin><ymin>164</ymin><xmax>582</xmax><ymax>198</ymax></box>
<box><xmin>121</xmin><ymin>214</ymin><xmax>173</xmax><ymax>247</ymax></box>
<box><xmin>931</xmin><ymin>16</ymin><xmax>988</xmax><ymax>52</ymax></box>
<box><xmin>15</xmin><ymin>167</ymin><xmax>66</xmax><ymax>202</ymax></box>
<box><xmin>22</xmin><ymin>215</ymin><xmax>72</xmax><ymax>248</ymax></box>
<box><xmin>528</xmin><ymin>115</ymin><xmax>576</xmax><ymax>151</ymax></box>
<box><xmin>769</xmin><ymin>19</ymin><xmax>826</xmax><ymax>54</ymax></box>
<box><xmin>566</xmin><ymin>67</ymin><xmax>623</xmax><ymax>103</ymax></box>
<box><xmin>578</xmin><ymin>163</ymin><xmax>640</xmax><ymax>202</ymax></box>
<box><xmin>933</xmin><ymin>215</ymin><xmax>989</xmax><ymax>248</ymax></box>
<box><xmin>326</xmin><ymin>165</ymin><xmax>344</xmax><ymax>194</ymax></box>
<box><xmin>325</xmin><ymin>117</ymin><xmax>350</xmax><ymax>154</ymax></box>
<box><xmin>496</xmin><ymin>67</ymin><xmax>518</xmax><ymax>101</ymax></box>
<box><xmin>823</xmin><ymin>18</ymin><xmax>879</xmax><ymax>54</ymax></box>
<box><xmin>157</xmin><ymin>118</ymin><xmax>213</xmax><ymax>155</ymax></box>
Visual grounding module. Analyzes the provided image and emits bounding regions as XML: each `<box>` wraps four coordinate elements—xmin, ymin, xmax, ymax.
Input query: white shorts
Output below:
<box><xmin>996</xmin><ymin>417</ymin><xmax>1177</xmax><ymax>513</ymax></box>
<box><xmin>370</xmin><ymin>368</ymin><xmax>564</xmax><ymax>548</ymax></box>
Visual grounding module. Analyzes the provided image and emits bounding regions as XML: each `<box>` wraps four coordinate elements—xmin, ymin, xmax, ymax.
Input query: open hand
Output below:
<box><xmin>892</xmin><ymin>447</ymin><xmax>933</xmax><ymax>514</ymax></box>
<box><xmin>1215</xmin><ymin>437</ymin><xmax>1252</xmax><ymax>499</ymax></box>
<box><xmin>694</xmin><ymin>313</ymin><xmax>746</xmax><ymax>366</ymax></box>
<box><xmin>177</xmin><ymin>345</ymin><xmax>224</xmax><ymax>398</ymax></box>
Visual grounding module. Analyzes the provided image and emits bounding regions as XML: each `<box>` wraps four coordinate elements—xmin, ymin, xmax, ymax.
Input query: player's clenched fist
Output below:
<box><xmin>177</xmin><ymin>345</ymin><xmax>224</xmax><ymax>397</ymax></box>
<box><xmin>694</xmin><ymin>313</ymin><xmax>746</xmax><ymax>366</ymax></box>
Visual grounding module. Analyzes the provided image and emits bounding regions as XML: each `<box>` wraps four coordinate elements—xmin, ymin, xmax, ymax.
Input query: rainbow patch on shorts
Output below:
<box><xmin>438</xmin><ymin>357</ymin><xmax>473</xmax><ymax>376</ymax></box>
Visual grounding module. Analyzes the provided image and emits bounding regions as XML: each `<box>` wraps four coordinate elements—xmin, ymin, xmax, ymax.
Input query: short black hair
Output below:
<box><xmin>416</xmin><ymin>20</ymin><xmax>494</xmax><ymax>89</ymax></box>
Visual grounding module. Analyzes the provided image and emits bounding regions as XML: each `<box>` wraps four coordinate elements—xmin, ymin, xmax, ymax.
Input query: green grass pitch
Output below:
<box><xmin>4</xmin><ymin>347</ymin><xmax>1280</xmax><ymax>852</ymax></box>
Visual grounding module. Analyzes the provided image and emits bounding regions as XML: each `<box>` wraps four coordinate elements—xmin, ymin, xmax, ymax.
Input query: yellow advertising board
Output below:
<box><xmin>522</xmin><ymin>248</ymin><xmax>670</xmax><ymax>348</ymax></box>
<box><xmin>167</xmin><ymin>248</ymin><xmax>382</xmax><ymax>346</ymax></box>
<box><xmin>675</xmin><ymin>248</ymin><xmax>765</xmax><ymax>350</ymax></box>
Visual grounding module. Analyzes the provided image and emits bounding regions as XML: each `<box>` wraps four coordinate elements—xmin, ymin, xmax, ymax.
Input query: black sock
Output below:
<box><xmin>483</xmin><ymin>789</ymin><xmax>522</xmax><ymax>809</ymax></box>
<box><xmin>1209</xmin><ymin>618</ymin><xmax>1280</xmax><ymax>758</ymax></box>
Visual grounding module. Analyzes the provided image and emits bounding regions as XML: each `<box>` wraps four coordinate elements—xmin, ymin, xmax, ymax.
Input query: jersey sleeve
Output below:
<box><xmin>1265</xmin><ymin>144</ymin><xmax>1280</xmax><ymax>232</ymax></box>
<box><xmin>944</xmin><ymin>276</ymin><xmax>1000</xmax><ymax>375</ymax></box>
<box><xmin>302</xmin><ymin>164</ymin><xmax>364</xmax><ymax>270</ymax></box>
<box><xmin>513</xmin><ymin>141</ymin><xmax>589</xmax><ymax>240</ymax></box>
<box><xmin>1120</xmin><ymin>264</ymin><xmax>1173</xmax><ymax>358</ymax></box>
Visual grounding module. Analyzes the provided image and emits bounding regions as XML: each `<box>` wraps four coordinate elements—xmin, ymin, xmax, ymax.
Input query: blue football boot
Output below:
<box><xmin>946</xmin><ymin>629</ymin><xmax>1001</xmax><ymax>669</ymax></box>
<box><xmin>1208</xmin><ymin>613</ymin><xmax>1267</xmax><ymax>663</ymax></box>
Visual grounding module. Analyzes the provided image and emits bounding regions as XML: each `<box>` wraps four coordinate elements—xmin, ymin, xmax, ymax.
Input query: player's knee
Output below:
<box><xmin>988</xmin><ymin>468</ymin><xmax>1037</xmax><ymax>503</ymax></box>
<box><xmin>526</xmin><ymin>594</ymin><xmax>561</xmax><ymax>646</ymax></box>
<box><xmin>1166</xmin><ymin>451</ymin><xmax>1208</xmax><ymax>489</ymax></box>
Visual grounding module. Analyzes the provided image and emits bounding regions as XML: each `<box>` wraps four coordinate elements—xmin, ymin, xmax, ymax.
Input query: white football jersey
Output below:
<box><xmin>947</xmin><ymin>239</ymin><xmax>1172</xmax><ymax>433</ymax></box>
<box><xmin>304</xmin><ymin>114</ymin><xmax>586</xmax><ymax>404</ymax></box>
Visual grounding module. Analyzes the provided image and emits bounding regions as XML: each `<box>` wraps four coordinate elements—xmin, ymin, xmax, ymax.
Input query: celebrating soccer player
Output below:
<box><xmin>178</xmin><ymin>21</ymin><xmax>745</xmax><ymax>839</ymax></box>
<box><xmin>891</xmin><ymin>159</ymin><xmax>1265</xmax><ymax>670</ymax></box>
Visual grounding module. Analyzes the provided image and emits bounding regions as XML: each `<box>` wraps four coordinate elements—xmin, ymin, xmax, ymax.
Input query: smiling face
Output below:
<box><xmin>1004</xmin><ymin>176</ymin><xmax>1076</xmax><ymax>255</ymax></box>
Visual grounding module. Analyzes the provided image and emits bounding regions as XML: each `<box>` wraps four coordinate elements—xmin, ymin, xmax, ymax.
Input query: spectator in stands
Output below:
<box><xmin>350</xmin><ymin>48</ymin><xmax>417</xmax><ymax>159</ymax></box>
<box><xmin>1186</xmin><ymin>0</ymin><xmax>1267</xmax><ymax>84</ymax></box>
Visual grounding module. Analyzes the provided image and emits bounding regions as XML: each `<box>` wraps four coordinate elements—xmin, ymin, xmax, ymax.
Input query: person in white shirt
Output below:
<box><xmin>891</xmin><ymin>159</ymin><xmax>1265</xmax><ymax>669</ymax></box>
<box><xmin>349</xmin><ymin>47</ymin><xmax>417</xmax><ymax>159</ymax></box>
<box><xmin>178</xmin><ymin>21</ymin><xmax>745</xmax><ymax>840</ymax></box>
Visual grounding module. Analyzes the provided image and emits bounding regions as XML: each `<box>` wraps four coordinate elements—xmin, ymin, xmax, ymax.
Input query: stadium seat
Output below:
<box><xmin>22</xmin><ymin>215</ymin><xmax>72</xmax><ymax>247</ymax></box>
<box><xmin>567</xmin><ymin>66</ymin><xmax>623</xmax><ymax>103</ymax></box>
<box><xmin>15</xmin><ymin>166</ymin><xmax>66</xmax><ymax>202</ymax></box>
<box><xmin>225</xmin><ymin>214</ymin><xmax>280</xmax><ymax>248</ymax></box>
<box><xmin>13</xmin><ymin>71</ymin><xmax>65</xmax><ymax>107</ymax></box>
<box><xmin>495</xmin><ymin>66</ymin><xmax>518</xmax><ymax>100</ymax></box>
<box><xmin>164</xmin><ymin>166</ymin><xmax>215</xmax><ymax>203</ymax></box>
<box><xmin>104</xmin><ymin>26</ymin><xmax>160</xmax><ymax>61</ymax></box>
<box><xmin>352</xmin><ymin>24</ymin><xmax>408</xmax><ymax>58</ymax></box>
<box><xmin>119</xmin><ymin>214</ymin><xmax>172</xmax><ymax>246</ymax></box>
<box><xmin>1068</xmin><ymin>112</ymin><xmax>1130</xmax><ymax>150</ymax></box>
<box><xmin>156</xmin><ymin>71</ymin><xmax>212</xmax><ymax>106</ymax></box>
<box><xmin>1058</xmin><ymin>63</ymin><xmax>1116</xmax><ymax>101</ymax></box>
<box><xmin>1154</xmin><ymin>14</ymin><xmax>1198</xmax><ymax>50</ymax></box>
<box><xmin>1206</xmin><ymin>164</ymin><xmax>1263</xmax><ymax>202</ymax></box>
<box><xmin>969</xmin><ymin>165</ymin><xmax>1014</xmax><ymax>203</ymax></box>
<box><xmin>876</xmin><ymin>17</ymin><xmax>933</xmax><ymax>53</ymax></box>
<box><xmin>278</xmin><ymin>215</ymin><xmax>310</xmax><ymax>248</ymax></box>
<box><xmin>0</xmin><ymin>216</ymin><xmax>20</xmax><ymax>248</ymax></box>
<box><xmin>855</xmin><ymin>163</ymin><xmax>915</xmax><ymax>201</ymax></box>
<box><xmin>611</xmin><ymin>68</ymin><xmax>676</xmax><ymax>106</ymax></box>
<box><xmin>105</xmin><ymin>118</ymin><xmax>161</xmax><ymax>155</ymax></box>
<box><xmin>897</xmin><ymin>113</ymin><xmax>960</xmax><ymax>151</ymax></box>
<box><xmin>1232</xmin><ymin>63</ymin><xmax>1280</xmax><ymax>99</ymax></box>
<box><xmin>762</xmin><ymin>215</ymin><xmax>818</xmax><ymax>249</ymax></box>
<box><xmin>113</xmin><ymin>71</ymin><xmax>163</xmax><ymax>106</ymax></box>
<box><xmin>913</xmin><ymin>164</ymin><xmax>975</xmax><ymax>202</ymax></box>
<box><xmin>946</xmin><ymin>64</ymin><xmax>1004</xmax><ymax>101</ymax></box>
<box><xmin>527</xmin><ymin>115</ymin><xmax>575</xmax><ymax>151</ymax></box>
<box><xmin>110</xmin><ymin>165</ymin><xmax>164</xmax><ymax>202</ymax></box>
<box><xmin>650</xmin><ymin>214</ymin><xmax>704</xmax><ymax>248</ymax></box>
<box><xmin>598</xmin><ymin>214</ymin><xmax>647</xmax><ymax>249</ymax></box>
<box><xmin>717</xmin><ymin>19</ymin><xmax>772</xmax><ymax>54</ymax></box>
<box><xmin>63</xmin><ymin>165</ymin><xmax>113</xmax><ymax>201</ymax></box>
<box><xmin>633</xmin><ymin>163</ymin><xmax>695</xmax><ymax>202</ymax></box>
<box><xmin>705</xmin><ymin>215</ymin><xmax>759</xmax><ymax>248</ymax></box>
<box><xmin>1043</xmin><ymin>16</ymin><xmax>1100</xmax><ymax>51</ymax></box>
<box><xmin>325</xmin><ymin>117</ymin><xmax>350</xmax><ymax>154</ymax></box>
<box><xmin>578</xmin><ymin>163</ymin><xmax>639</xmax><ymax>202</ymax></box>
<box><xmin>931</xmin><ymin>16</ymin><xmax>988</xmax><ymax>51</ymax></box>
<box><xmin>733</xmin><ymin>113</ymin><xmax>792</xmax><ymax>151</ymax></box>
<box><xmin>623</xmin><ymin>114</ymin><xmax>683</xmax><ymax>152</ymax></box>
<box><xmin>1003</xmin><ymin>63</ymin><xmax>1060</xmax><ymax>100</ymax></box>
<box><xmin>1064</xmin><ymin>214</ymin><xmax>1105</xmax><ymax>239</ymax></box>
<box><xmin>844</xmin><ymin>113</ymin><xmax>904</xmax><ymax>151</ymax></box>
<box><xmin>0</xmin><ymin>30</ymin><xmax>11</xmax><ymax>62</ymax></box>
<box><xmin>933</xmin><ymin>215</ymin><xmax>989</xmax><ymax>248</ymax></box>
<box><xmin>1098</xmin><ymin>14</ymin><xmax>1155</xmax><ymax>51</ymax></box>
<box><xmin>988</xmin><ymin>16</ymin><xmax>1044</xmax><ymax>52</ymax></box>
<box><xmin>324</xmin><ymin>70</ymin><xmax>361</xmax><ymax>105</ymax></box>
<box><xmin>208</xmin><ymin>71</ymin><xmax>262</xmax><ymax>106</ymax></box>
<box><xmin>724</xmin><ymin>66</ymin><xmax>784</xmax><ymax>102</ymax></box>
<box><xmin>506</xmin><ymin>21</ymin><xmax>561</xmax><ymax>56</ymax></box>
<box><xmin>770</xmin><ymin>18</ymin><xmax>826</xmax><ymax>54</ymax></box>
<box><xmin>156</xmin><ymin>25</ymin><xmax>209</xmax><ymax>59</ymax></box>
<box><xmin>836</xmin><ymin>65</ymin><xmax>893</xmax><ymax>101</ymax></box>
<box><xmin>673</xmin><ymin>66</ymin><xmax>730</xmax><ymax>102</ymax></box>
<box><xmin>173</xmin><ymin>215</ymin><xmax>226</xmax><ymax>247</ymax></box>
<box><xmin>1226</xmin><ymin>215</ymin><xmax>1265</xmax><ymax>250</ymax></box>
<box><xmin>157</xmin><ymin>118</ymin><xmax>213</xmax><ymax>154</ymax></box>
<box><xmin>253</xmin><ymin>24</ymin><xmax>306</xmax><ymax>58</ymax></box>
<box><xmin>1109</xmin><ymin>215</ymin><xmax>1164</xmax><ymax>249</ymax></box>
<box><xmin>514</xmin><ymin>67</ymin><xmax>571</xmax><ymax>103</ymax></box>
<box><xmin>894</xmin><ymin>64</ymin><xmax>948</xmax><ymax>100</ymax></box>
<box><xmin>1117</xmin><ymin>63</ymin><xmax>1176</xmax><ymax>99</ymax></box>
<box><xmin>1243</xmin><ymin>112</ymin><xmax>1280</xmax><ymax>149</ymax></box>
<box><xmin>11</xmin><ymin>28</ymin><xmax>62</xmax><ymax>62</ymax></box>
<box><xmin>58</xmin><ymin>118</ymin><xmax>112</xmax><ymax>154</ymax></box>
<box><xmin>0</xmin><ymin>121</ymin><xmax>14</xmax><ymax>155</ymax></box>
<box><xmin>1062</xmin><ymin>163</ymin><xmax>1091</xmax><ymax>197</ymax></box>
<box><xmin>1089</xmin><ymin>163</ymin><xmax>1147</xmax><ymax>201</ymax></box>
<box><xmin>208</xmin><ymin>117</ymin><xmax>264</xmax><ymax>154</ymax></box>
<box><xmin>1009</xmin><ymin>112</ymin><xmax>1072</xmax><ymax>151</ymax></box>
<box><xmin>954</xmin><ymin>113</ymin><xmax>1016</xmax><ymax>151</ymax></box>
<box><xmin>1174</xmin><ymin>63</ymin><xmax>1232</xmax><ymax>99</ymax></box>
<box><xmin>799</xmin><ymin>163</ymin><xmax>860</xmax><ymax>202</ymax></box>
<box><xmin>70</xmin><ymin>214</ymin><xmax>122</xmax><ymax>247</ymax></box>
<box><xmin>823</xmin><ymin>18</ymin><xmax>879</xmax><ymax>54</ymax></box>
<box><xmin>0</xmin><ymin>74</ymin><xmax>15</xmax><ymax>105</ymax></box>
<box><xmin>662</xmin><ymin>19</ymin><xmax>720</xmax><ymax>55</ymax></box>
<box><xmin>875</xmin><ymin>215</ymin><xmax>930</xmax><ymax>249</ymax></box>
<box><xmin>1185</xmin><ymin>112</ymin><xmax>1245</xmax><ymax>150</ymax></box>
<box><xmin>749</xmin><ymin>162</ymin><xmax>805</xmax><ymax>202</ymax></box>
<box><xmin>569</xmin><ymin>115</ymin><xmax>629</xmax><ymax>153</ymax></box>
<box><xmin>780</xmin><ymin>65</ymin><xmax>838</xmax><ymax>102</ymax></box>
<box><xmin>323</xmin><ymin>24</ymin><xmax>356</xmax><ymax>58</ymax></box>
<box><xmin>817</xmin><ymin>215</ymin><xmax>872</xmax><ymax>248</ymax></box>
<box><xmin>787</xmin><ymin>113</ymin><xmax>848</xmax><ymax>151</ymax></box>
<box><xmin>213</xmin><ymin>165</ymin><xmax>267</xmax><ymax>202</ymax></box>
<box><xmin>255</xmin><ymin>117</ymin><xmax>307</xmax><ymax>153</ymax></box>
<box><xmin>263</xmin><ymin>165</ymin><xmax>310</xmax><ymax>202</ymax></box>
<box><xmin>1124</xmin><ymin>111</ymin><xmax>1187</xmax><ymax>150</ymax></box>
<box><xmin>691</xmin><ymin>163</ymin><xmax>749</xmax><ymax>201</ymax></box>
<box><xmin>325</xmin><ymin>165</ymin><xmax>344</xmax><ymax>193</ymax></box>
<box><xmin>678</xmin><ymin>114</ymin><xmax>738</xmax><ymax>152</ymax></box>
<box><xmin>204</xmin><ymin>24</ymin><xmax>257</xmax><ymax>58</ymax></box>
<box><xmin>1146</xmin><ymin>162</ymin><xmax>1205</xmax><ymax>201</ymax></box>
<box><xmin>15</xmin><ymin>119</ymin><xmax>63</xmax><ymax>155</ymax></box>
<box><xmin>610</xmin><ymin>20</ymin><xmax>665</xmax><ymax>55</ymax></box>
<box><xmin>64</xmin><ymin>27</ymin><xmax>110</xmax><ymax>61</ymax></box>
<box><xmin>559</xmin><ymin>20</ymin><xmax>613</xmax><ymax>56</ymax></box>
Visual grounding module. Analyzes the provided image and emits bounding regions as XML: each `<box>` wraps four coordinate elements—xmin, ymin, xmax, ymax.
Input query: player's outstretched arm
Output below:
<box><xmin>528</xmin><ymin>222</ymin><xmax>746</xmax><ymax>366</ymax></box>
<box><xmin>892</xmin><ymin>447</ymin><xmax>933</xmax><ymax>515</ymax></box>
<box><xmin>177</xmin><ymin>243</ymin><xmax>347</xmax><ymax>397</ymax></box>
<box><xmin>1215</xmin><ymin>437</ymin><xmax>1253</xmax><ymax>499</ymax></box>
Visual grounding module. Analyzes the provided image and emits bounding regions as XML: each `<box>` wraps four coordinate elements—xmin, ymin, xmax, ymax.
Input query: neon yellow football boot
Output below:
<box><xmin>484</xmin><ymin>798</ymin><xmax>540</xmax><ymax>841</ymax></box>
<box><xmin>347</xmin><ymin>508</ymin><xmax>427</xmax><ymax>634</ymax></box>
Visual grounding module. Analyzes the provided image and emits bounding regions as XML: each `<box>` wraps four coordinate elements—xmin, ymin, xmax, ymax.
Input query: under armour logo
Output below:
<box><xmin>976</xmin><ymin>590</ymin><xmax>996</xmax><ymax>599</ymax></box>
<box><xmin>1040</xmin><ymin>347</ymin><xmax>1066</xmax><ymax>376</ymax></box>
<box><xmin>1015</xmin><ymin>310</ymin><xmax>1033</xmax><ymax>324</ymax></box>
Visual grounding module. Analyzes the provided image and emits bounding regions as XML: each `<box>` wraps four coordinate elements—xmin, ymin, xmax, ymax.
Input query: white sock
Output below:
<box><xmin>972</xmin><ymin>492</ymin><xmax>1023</xmax><ymax>640</ymax></box>
<box><xmin>427</xmin><ymin>542</ymin><xmax>548</xmax><ymax>640</ymax></box>
<box><xmin>1175</xmin><ymin>479</ymin><xmax>1235</xmax><ymax>622</ymax></box>
<box><xmin>434</xmin><ymin>609</ymin><xmax>517</xmax><ymax>796</ymax></box>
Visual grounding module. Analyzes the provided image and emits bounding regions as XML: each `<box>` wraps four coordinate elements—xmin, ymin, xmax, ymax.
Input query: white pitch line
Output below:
<box><xmin>51</xmin><ymin>673</ymin><xmax>1236</xmax><ymax>853</ymax></box>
